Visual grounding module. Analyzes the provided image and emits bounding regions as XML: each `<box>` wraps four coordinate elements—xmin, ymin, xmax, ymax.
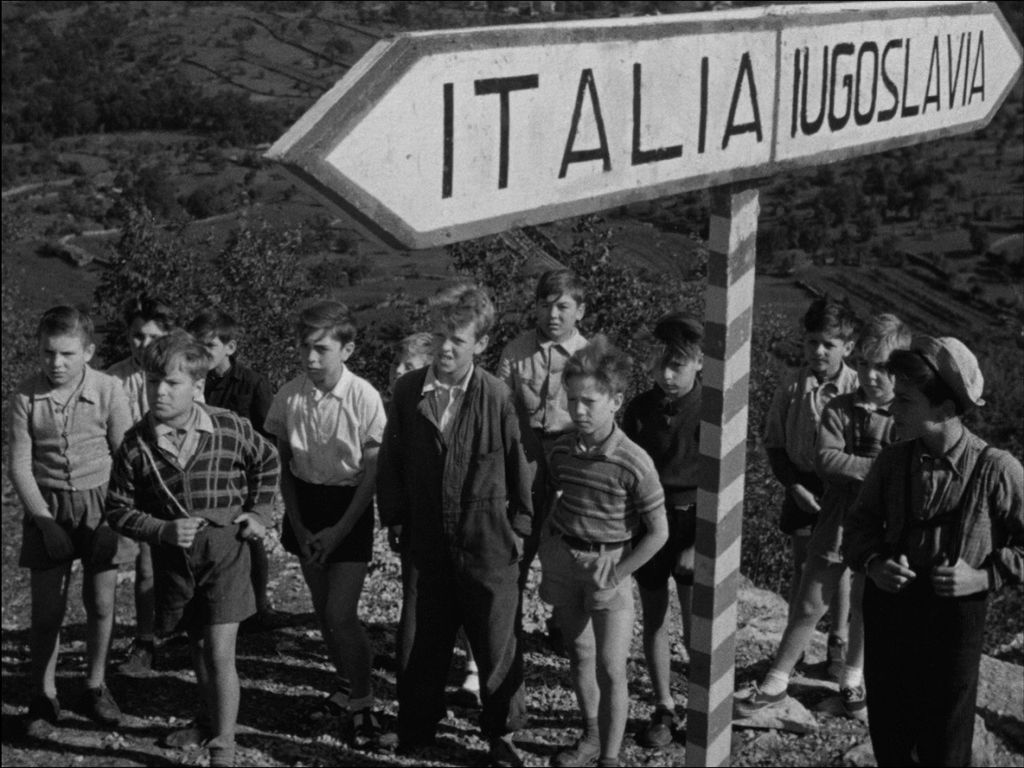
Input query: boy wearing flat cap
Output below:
<box><xmin>843</xmin><ymin>336</ymin><xmax>1024</xmax><ymax>767</ymax></box>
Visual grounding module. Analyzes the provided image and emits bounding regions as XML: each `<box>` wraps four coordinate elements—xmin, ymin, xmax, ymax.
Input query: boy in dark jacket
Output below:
<box><xmin>377</xmin><ymin>285</ymin><xmax>536</xmax><ymax>767</ymax></box>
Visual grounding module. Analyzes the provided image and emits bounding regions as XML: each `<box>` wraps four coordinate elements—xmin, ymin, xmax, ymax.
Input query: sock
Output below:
<box><xmin>840</xmin><ymin>666</ymin><xmax>863</xmax><ymax>690</ymax></box>
<box><xmin>761</xmin><ymin>669</ymin><xmax>790</xmax><ymax>696</ymax></box>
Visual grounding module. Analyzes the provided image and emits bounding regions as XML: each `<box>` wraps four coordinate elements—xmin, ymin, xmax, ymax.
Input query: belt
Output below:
<box><xmin>554</xmin><ymin>528</ymin><xmax>629</xmax><ymax>553</ymax></box>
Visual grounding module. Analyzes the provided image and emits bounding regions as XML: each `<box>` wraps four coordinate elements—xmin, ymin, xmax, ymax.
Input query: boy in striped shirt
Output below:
<box><xmin>541</xmin><ymin>336</ymin><xmax>668</xmax><ymax>768</ymax></box>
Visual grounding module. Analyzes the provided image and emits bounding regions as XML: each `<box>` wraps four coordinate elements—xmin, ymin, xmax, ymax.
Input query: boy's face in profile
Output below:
<box><xmin>566</xmin><ymin>375</ymin><xmax>623</xmax><ymax>445</ymax></box>
<box><xmin>128</xmin><ymin>318</ymin><xmax>168</xmax><ymax>366</ymax></box>
<box><xmin>855</xmin><ymin>351</ymin><xmax>895</xmax><ymax>405</ymax></box>
<box><xmin>40</xmin><ymin>333</ymin><xmax>94</xmax><ymax>389</ymax></box>
<box><xmin>146</xmin><ymin>359</ymin><xmax>202</xmax><ymax>427</ymax></box>
<box><xmin>804</xmin><ymin>330</ymin><xmax>854</xmax><ymax>378</ymax></box>
<box><xmin>432</xmin><ymin>320</ymin><xmax>487</xmax><ymax>384</ymax></box>
<box><xmin>199</xmin><ymin>333</ymin><xmax>237</xmax><ymax>375</ymax></box>
<box><xmin>651</xmin><ymin>349</ymin><xmax>702</xmax><ymax>399</ymax></box>
<box><xmin>535</xmin><ymin>292</ymin><xmax>584</xmax><ymax>344</ymax></box>
<box><xmin>389</xmin><ymin>352</ymin><xmax>431</xmax><ymax>391</ymax></box>
<box><xmin>300</xmin><ymin>329</ymin><xmax>354</xmax><ymax>392</ymax></box>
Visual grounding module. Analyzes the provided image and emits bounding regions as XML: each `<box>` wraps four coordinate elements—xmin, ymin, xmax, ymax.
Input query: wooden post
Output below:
<box><xmin>685</xmin><ymin>182</ymin><xmax>759</xmax><ymax>767</ymax></box>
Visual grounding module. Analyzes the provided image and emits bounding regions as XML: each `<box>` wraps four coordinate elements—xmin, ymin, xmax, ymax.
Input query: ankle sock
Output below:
<box><xmin>840</xmin><ymin>666</ymin><xmax>863</xmax><ymax>689</ymax></box>
<box><xmin>761</xmin><ymin>669</ymin><xmax>790</xmax><ymax>696</ymax></box>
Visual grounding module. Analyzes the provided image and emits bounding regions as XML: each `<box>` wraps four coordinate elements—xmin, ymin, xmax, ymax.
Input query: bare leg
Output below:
<box><xmin>300</xmin><ymin>562</ymin><xmax>347</xmax><ymax>686</ymax></box>
<box><xmin>82</xmin><ymin>567</ymin><xmax>118</xmax><ymax>689</ymax></box>
<box><xmin>638</xmin><ymin>584</ymin><xmax>673</xmax><ymax>709</ymax></box>
<box><xmin>134</xmin><ymin>544</ymin><xmax>156</xmax><ymax>642</ymax></box>
<box><xmin>555</xmin><ymin>604</ymin><xmax>599</xmax><ymax>723</ymax></box>
<box><xmin>30</xmin><ymin>566</ymin><xmax>72</xmax><ymax>699</ymax></box>
<box><xmin>769</xmin><ymin>560</ymin><xmax>842</xmax><ymax>679</ymax></box>
<box><xmin>787</xmin><ymin>533</ymin><xmax>811</xmax><ymax>613</ymax></box>
<box><xmin>321</xmin><ymin>562</ymin><xmax>372</xmax><ymax>703</ymax></box>
<box><xmin>592</xmin><ymin>606</ymin><xmax>635</xmax><ymax>761</ymax></box>
<box><xmin>828</xmin><ymin>566</ymin><xmax>852</xmax><ymax>640</ymax></box>
<box><xmin>846</xmin><ymin>573</ymin><xmax>866</xmax><ymax>674</ymax></box>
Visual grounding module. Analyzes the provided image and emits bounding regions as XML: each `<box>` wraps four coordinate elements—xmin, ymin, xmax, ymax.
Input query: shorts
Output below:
<box><xmin>634</xmin><ymin>504</ymin><xmax>697</xmax><ymax>591</ymax></box>
<box><xmin>538</xmin><ymin>524</ymin><xmax>634</xmax><ymax>613</ymax></box>
<box><xmin>778</xmin><ymin>470</ymin><xmax>824</xmax><ymax>536</ymax></box>
<box><xmin>281</xmin><ymin>479</ymin><xmax>373</xmax><ymax>563</ymax></box>
<box><xmin>152</xmin><ymin>522</ymin><xmax>255</xmax><ymax>636</ymax></box>
<box><xmin>19</xmin><ymin>484</ymin><xmax>134</xmax><ymax>571</ymax></box>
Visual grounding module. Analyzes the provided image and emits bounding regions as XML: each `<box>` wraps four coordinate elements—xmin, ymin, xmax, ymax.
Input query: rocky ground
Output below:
<box><xmin>2</xmin><ymin>477</ymin><xmax>1022</xmax><ymax>767</ymax></box>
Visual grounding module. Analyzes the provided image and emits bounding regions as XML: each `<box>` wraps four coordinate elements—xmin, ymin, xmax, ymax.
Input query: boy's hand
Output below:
<box><xmin>309</xmin><ymin>527</ymin><xmax>344</xmax><ymax>566</ymax></box>
<box><xmin>234</xmin><ymin>513</ymin><xmax>266</xmax><ymax>541</ymax></box>
<box><xmin>36</xmin><ymin>517</ymin><xmax>74</xmax><ymax>561</ymax></box>
<box><xmin>589</xmin><ymin>556</ymin><xmax>621</xmax><ymax>589</ymax></box>
<box><xmin>868</xmin><ymin>554</ymin><xmax>917</xmax><ymax>593</ymax></box>
<box><xmin>789</xmin><ymin>484</ymin><xmax>821</xmax><ymax>515</ymax></box>
<box><xmin>160</xmin><ymin>518</ymin><xmax>207</xmax><ymax>548</ymax></box>
<box><xmin>932</xmin><ymin>558</ymin><xmax>990</xmax><ymax>597</ymax></box>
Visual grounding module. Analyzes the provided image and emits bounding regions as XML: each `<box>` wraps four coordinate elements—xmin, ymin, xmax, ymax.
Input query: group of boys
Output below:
<box><xmin>10</xmin><ymin>271</ymin><xmax>1022</xmax><ymax>768</ymax></box>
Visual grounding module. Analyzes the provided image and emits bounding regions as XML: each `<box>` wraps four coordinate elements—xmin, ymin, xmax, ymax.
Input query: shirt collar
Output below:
<box><xmin>915</xmin><ymin>427</ymin><xmax>971</xmax><ymax>477</ymax></box>
<box><xmin>572</xmin><ymin>423</ymin><xmax>624</xmax><ymax>458</ymax></box>
<box><xmin>32</xmin><ymin>367</ymin><xmax>100</xmax><ymax>403</ymax></box>
<box><xmin>304</xmin><ymin>366</ymin><xmax>351</xmax><ymax>400</ymax></box>
<box><xmin>151</xmin><ymin>404</ymin><xmax>214</xmax><ymax>437</ymax></box>
<box><xmin>422</xmin><ymin>363</ymin><xmax>474</xmax><ymax>395</ymax></box>
<box><xmin>852</xmin><ymin>388</ymin><xmax>892</xmax><ymax>416</ymax></box>
<box><xmin>536</xmin><ymin>328</ymin><xmax>586</xmax><ymax>355</ymax></box>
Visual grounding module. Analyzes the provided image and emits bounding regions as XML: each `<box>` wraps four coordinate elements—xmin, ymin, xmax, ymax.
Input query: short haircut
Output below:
<box><xmin>564</xmin><ymin>335</ymin><xmax>632</xmax><ymax>396</ymax></box>
<box><xmin>296</xmin><ymin>300</ymin><xmax>357</xmax><ymax>345</ymax></box>
<box><xmin>535</xmin><ymin>269</ymin><xmax>585</xmax><ymax>305</ymax></box>
<box><xmin>122</xmin><ymin>295</ymin><xmax>177</xmax><ymax>332</ymax></box>
<box><xmin>186</xmin><ymin>308</ymin><xmax>239</xmax><ymax>344</ymax></box>
<box><xmin>653</xmin><ymin>311</ymin><xmax>703</xmax><ymax>363</ymax></box>
<box><xmin>395</xmin><ymin>332</ymin><xmax>434</xmax><ymax>362</ymax></box>
<box><xmin>803</xmin><ymin>297</ymin><xmax>857</xmax><ymax>340</ymax></box>
<box><xmin>858</xmin><ymin>313</ymin><xmax>911</xmax><ymax>362</ymax></box>
<box><xmin>141</xmin><ymin>330</ymin><xmax>212</xmax><ymax>381</ymax></box>
<box><xmin>38</xmin><ymin>305</ymin><xmax>94</xmax><ymax>345</ymax></box>
<box><xmin>887</xmin><ymin>349</ymin><xmax>963</xmax><ymax>414</ymax></box>
<box><xmin>430</xmin><ymin>284</ymin><xmax>495</xmax><ymax>340</ymax></box>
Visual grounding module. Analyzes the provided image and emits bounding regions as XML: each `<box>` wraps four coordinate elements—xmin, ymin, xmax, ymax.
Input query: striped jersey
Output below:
<box><xmin>548</xmin><ymin>425</ymin><xmax>666</xmax><ymax>543</ymax></box>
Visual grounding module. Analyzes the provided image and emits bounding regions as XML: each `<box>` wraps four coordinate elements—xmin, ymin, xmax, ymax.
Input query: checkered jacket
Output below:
<box><xmin>106</xmin><ymin>405</ymin><xmax>280</xmax><ymax>545</ymax></box>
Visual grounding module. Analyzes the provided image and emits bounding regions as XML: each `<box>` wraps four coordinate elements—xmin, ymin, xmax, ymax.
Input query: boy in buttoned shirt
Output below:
<box><xmin>377</xmin><ymin>285</ymin><xmax>535</xmax><ymax>767</ymax></box>
<box><xmin>541</xmin><ymin>336</ymin><xmax>668</xmax><ymax>768</ymax></box>
<box><xmin>764</xmin><ymin>297</ymin><xmax>858</xmax><ymax>668</ymax></box>
<box><xmin>264</xmin><ymin>300</ymin><xmax>387</xmax><ymax>749</ymax></box>
<box><xmin>621</xmin><ymin>312</ymin><xmax>704</xmax><ymax>748</ymax></box>
<box><xmin>186</xmin><ymin>308</ymin><xmax>287</xmax><ymax>633</ymax></box>
<box><xmin>9</xmin><ymin>306</ymin><xmax>132</xmax><ymax>737</ymax></box>
<box><xmin>843</xmin><ymin>336</ymin><xmax>1023</xmax><ymax>767</ymax></box>
<box><xmin>106</xmin><ymin>331</ymin><xmax>279</xmax><ymax>767</ymax></box>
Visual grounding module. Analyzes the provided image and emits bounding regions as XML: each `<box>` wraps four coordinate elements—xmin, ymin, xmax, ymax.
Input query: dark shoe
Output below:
<box><xmin>242</xmin><ymin>607</ymin><xmax>293</xmax><ymax>633</ymax></box>
<box><xmin>733</xmin><ymin>684</ymin><xmax>787</xmax><ymax>718</ymax></box>
<box><xmin>160</xmin><ymin>718</ymin><xmax>211</xmax><ymax>748</ymax></box>
<box><xmin>23</xmin><ymin>695</ymin><xmax>60</xmax><ymax>739</ymax></box>
<box><xmin>75</xmin><ymin>684</ymin><xmax>122</xmax><ymax>726</ymax></box>
<box><xmin>347</xmin><ymin>708</ymin><xmax>383</xmax><ymax>751</ymax></box>
<box><xmin>489</xmin><ymin>735</ymin><xmax>525</xmax><ymax>768</ymax></box>
<box><xmin>840</xmin><ymin>685</ymin><xmax>867</xmax><ymax>721</ymax></box>
<box><xmin>450</xmin><ymin>685</ymin><xmax>482</xmax><ymax>709</ymax></box>
<box><xmin>117</xmin><ymin>639</ymin><xmax>155</xmax><ymax>676</ymax></box>
<box><xmin>310</xmin><ymin>688</ymin><xmax>350</xmax><ymax>722</ymax></box>
<box><xmin>551</xmin><ymin>736</ymin><xmax>600</xmax><ymax>767</ymax></box>
<box><xmin>637</xmin><ymin>705</ymin><xmax>677</xmax><ymax>748</ymax></box>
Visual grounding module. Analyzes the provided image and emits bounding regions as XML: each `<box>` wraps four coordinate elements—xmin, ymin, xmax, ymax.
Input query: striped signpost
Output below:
<box><xmin>268</xmin><ymin>3</ymin><xmax>1021</xmax><ymax>764</ymax></box>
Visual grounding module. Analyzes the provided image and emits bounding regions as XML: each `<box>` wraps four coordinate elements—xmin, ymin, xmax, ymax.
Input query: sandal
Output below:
<box><xmin>348</xmin><ymin>708</ymin><xmax>383</xmax><ymax>750</ymax></box>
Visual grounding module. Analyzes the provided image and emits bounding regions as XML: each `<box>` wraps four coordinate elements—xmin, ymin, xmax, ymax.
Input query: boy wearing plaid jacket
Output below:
<box><xmin>107</xmin><ymin>332</ymin><xmax>279</xmax><ymax>767</ymax></box>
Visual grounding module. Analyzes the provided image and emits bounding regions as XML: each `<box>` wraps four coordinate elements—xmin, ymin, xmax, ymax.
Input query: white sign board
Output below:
<box><xmin>267</xmin><ymin>1</ymin><xmax>1022</xmax><ymax>248</ymax></box>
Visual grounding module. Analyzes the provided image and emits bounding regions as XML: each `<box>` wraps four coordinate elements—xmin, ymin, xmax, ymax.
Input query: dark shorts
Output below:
<box><xmin>634</xmin><ymin>504</ymin><xmax>697</xmax><ymax>591</ymax></box>
<box><xmin>152</xmin><ymin>522</ymin><xmax>255</xmax><ymax>636</ymax></box>
<box><xmin>19</xmin><ymin>484</ymin><xmax>134</xmax><ymax>571</ymax></box>
<box><xmin>281</xmin><ymin>479</ymin><xmax>373</xmax><ymax>563</ymax></box>
<box><xmin>779</xmin><ymin>470</ymin><xmax>824</xmax><ymax>536</ymax></box>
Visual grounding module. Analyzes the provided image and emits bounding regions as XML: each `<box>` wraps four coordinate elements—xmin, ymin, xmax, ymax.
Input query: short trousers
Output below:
<box><xmin>634</xmin><ymin>504</ymin><xmax>697</xmax><ymax>591</ymax></box>
<box><xmin>19</xmin><ymin>484</ymin><xmax>134</xmax><ymax>571</ymax></box>
<box><xmin>152</xmin><ymin>521</ymin><xmax>255</xmax><ymax>636</ymax></box>
<box><xmin>538</xmin><ymin>524</ymin><xmax>633</xmax><ymax>613</ymax></box>
<box><xmin>779</xmin><ymin>470</ymin><xmax>824</xmax><ymax>536</ymax></box>
<box><xmin>281</xmin><ymin>479</ymin><xmax>373</xmax><ymax>563</ymax></box>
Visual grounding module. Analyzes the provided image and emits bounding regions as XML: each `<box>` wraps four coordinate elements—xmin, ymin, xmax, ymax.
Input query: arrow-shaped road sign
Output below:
<box><xmin>267</xmin><ymin>1</ymin><xmax>1022</xmax><ymax>249</ymax></box>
